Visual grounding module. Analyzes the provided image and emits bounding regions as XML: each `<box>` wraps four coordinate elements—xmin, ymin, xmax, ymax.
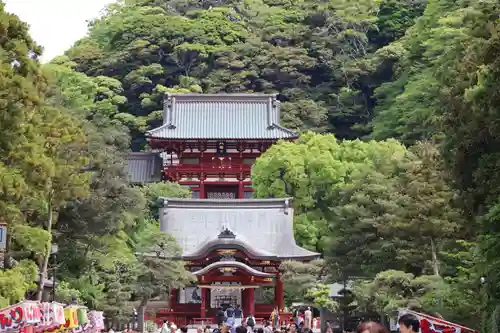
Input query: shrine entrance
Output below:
<box><xmin>205</xmin><ymin>184</ymin><xmax>239</xmax><ymax>199</ymax></box>
<box><xmin>210</xmin><ymin>285</ymin><xmax>241</xmax><ymax>309</ymax></box>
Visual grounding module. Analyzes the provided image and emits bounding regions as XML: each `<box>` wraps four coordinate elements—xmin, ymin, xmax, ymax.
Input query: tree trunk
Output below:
<box><xmin>138</xmin><ymin>299</ymin><xmax>148</xmax><ymax>333</ymax></box>
<box><xmin>36</xmin><ymin>200</ymin><xmax>53</xmax><ymax>301</ymax></box>
<box><xmin>3</xmin><ymin>232</ymin><xmax>11</xmax><ymax>269</ymax></box>
<box><xmin>430</xmin><ymin>237</ymin><xmax>440</xmax><ymax>276</ymax></box>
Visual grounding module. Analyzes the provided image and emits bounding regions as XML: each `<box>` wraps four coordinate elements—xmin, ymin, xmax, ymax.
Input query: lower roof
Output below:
<box><xmin>159</xmin><ymin>198</ymin><xmax>320</xmax><ymax>260</ymax></box>
<box><xmin>191</xmin><ymin>261</ymin><xmax>275</xmax><ymax>277</ymax></box>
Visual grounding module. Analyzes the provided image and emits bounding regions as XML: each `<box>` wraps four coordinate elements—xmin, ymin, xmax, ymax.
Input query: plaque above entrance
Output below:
<box><xmin>198</xmin><ymin>285</ymin><xmax>259</xmax><ymax>289</ymax></box>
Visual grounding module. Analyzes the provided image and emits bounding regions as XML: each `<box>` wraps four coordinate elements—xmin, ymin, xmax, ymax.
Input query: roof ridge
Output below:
<box><xmin>167</xmin><ymin>93</ymin><xmax>278</xmax><ymax>98</ymax></box>
<box><xmin>160</xmin><ymin>197</ymin><xmax>293</xmax><ymax>209</ymax></box>
<box><xmin>145</xmin><ymin>122</ymin><xmax>170</xmax><ymax>136</ymax></box>
<box><xmin>269</xmin><ymin>123</ymin><xmax>299</xmax><ymax>136</ymax></box>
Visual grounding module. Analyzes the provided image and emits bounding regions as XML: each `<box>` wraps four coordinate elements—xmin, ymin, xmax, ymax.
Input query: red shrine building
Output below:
<box><xmin>126</xmin><ymin>93</ymin><xmax>320</xmax><ymax>326</ymax></box>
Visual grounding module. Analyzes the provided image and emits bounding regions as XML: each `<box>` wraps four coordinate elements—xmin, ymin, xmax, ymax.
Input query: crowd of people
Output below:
<box><xmin>156</xmin><ymin>306</ymin><xmax>422</xmax><ymax>333</ymax></box>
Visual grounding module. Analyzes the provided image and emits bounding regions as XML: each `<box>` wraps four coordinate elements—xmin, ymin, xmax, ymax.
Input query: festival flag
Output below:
<box><xmin>398</xmin><ymin>309</ymin><xmax>478</xmax><ymax>333</ymax></box>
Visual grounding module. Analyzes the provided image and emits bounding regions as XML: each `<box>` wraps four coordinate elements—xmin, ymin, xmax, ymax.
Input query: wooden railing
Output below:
<box><xmin>165</xmin><ymin>163</ymin><xmax>252</xmax><ymax>173</ymax></box>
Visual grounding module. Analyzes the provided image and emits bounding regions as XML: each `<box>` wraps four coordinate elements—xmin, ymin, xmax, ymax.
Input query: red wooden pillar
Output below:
<box><xmin>238</xmin><ymin>181</ymin><xmax>243</xmax><ymax>199</ymax></box>
<box><xmin>200</xmin><ymin>181</ymin><xmax>205</xmax><ymax>199</ymax></box>
<box><xmin>242</xmin><ymin>288</ymin><xmax>248</xmax><ymax>316</ymax></box>
<box><xmin>201</xmin><ymin>287</ymin><xmax>207</xmax><ymax>318</ymax></box>
<box><xmin>275</xmin><ymin>275</ymin><xmax>284</xmax><ymax>320</ymax></box>
<box><xmin>248</xmin><ymin>287</ymin><xmax>255</xmax><ymax>315</ymax></box>
<box><xmin>169</xmin><ymin>288</ymin><xmax>178</xmax><ymax>311</ymax></box>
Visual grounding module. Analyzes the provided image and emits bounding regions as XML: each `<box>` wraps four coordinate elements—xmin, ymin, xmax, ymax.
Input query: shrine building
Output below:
<box><xmin>158</xmin><ymin>198</ymin><xmax>319</xmax><ymax>325</ymax></box>
<box><xmin>126</xmin><ymin>93</ymin><xmax>320</xmax><ymax>326</ymax></box>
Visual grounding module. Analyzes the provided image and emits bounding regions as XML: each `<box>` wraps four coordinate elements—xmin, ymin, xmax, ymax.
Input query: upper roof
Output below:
<box><xmin>159</xmin><ymin>198</ymin><xmax>320</xmax><ymax>260</ymax></box>
<box><xmin>146</xmin><ymin>93</ymin><xmax>298</xmax><ymax>140</ymax></box>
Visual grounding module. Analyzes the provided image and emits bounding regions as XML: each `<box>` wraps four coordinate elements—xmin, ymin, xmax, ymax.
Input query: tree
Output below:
<box><xmin>0</xmin><ymin>1</ymin><xmax>51</xmax><ymax>269</ymax></box>
<box><xmin>34</xmin><ymin>105</ymin><xmax>90</xmax><ymax>300</ymax></box>
<box><xmin>63</xmin><ymin>0</ymin><xmax>426</xmax><ymax>147</ymax></box>
<box><xmin>354</xmin><ymin>270</ymin><xmax>445</xmax><ymax>316</ymax></box>
<box><xmin>252</xmin><ymin>132</ymin><xmax>408</xmax><ymax>268</ymax></box>
<box><xmin>0</xmin><ymin>260</ymin><xmax>38</xmax><ymax>307</ymax></box>
<box><xmin>130</xmin><ymin>182</ymin><xmax>192</xmax><ymax>330</ymax></box>
<box><xmin>133</xmin><ymin>222</ymin><xmax>194</xmax><ymax>330</ymax></box>
<box><xmin>280</xmin><ymin>260</ymin><xmax>337</xmax><ymax>311</ymax></box>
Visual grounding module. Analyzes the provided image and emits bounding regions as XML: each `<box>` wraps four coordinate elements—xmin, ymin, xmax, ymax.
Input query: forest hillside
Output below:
<box><xmin>60</xmin><ymin>0</ymin><xmax>500</xmax><ymax>328</ymax></box>
<box><xmin>1</xmin><ymin>0</ymin><xmax>500</xmax><ymax>330</ymax></box>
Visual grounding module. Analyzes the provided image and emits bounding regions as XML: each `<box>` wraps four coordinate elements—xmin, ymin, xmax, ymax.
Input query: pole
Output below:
<box><xmin>52</xmin><ymin>251</ymin><xmax>56</xmax><ymax>301</ymax></box>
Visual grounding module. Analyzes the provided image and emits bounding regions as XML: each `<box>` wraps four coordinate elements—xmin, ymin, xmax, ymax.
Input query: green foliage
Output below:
<box><xmin>3</xmin><ymin>0</ymin><xmax>500</xmax><ymax>329</ymax></box>
<box><xmin>54</xmin><ymin>281</ymin><xmax>83</xmax><ymax>304</ymax></box>
<box><xmin>255</xmin><ymin>133</ymin><xmax>473</xmax><ymax>325</ymax></box>
<box><xmin>0</xmin><ymin>260</ymin><xmax>37</xmax><ymax>307</ymax></box>
<box><xmin>280</xmin><ymin>260</ymin><xmax>336</xmax><ymax>310</ymax></box>
<box><xmin>354</xmin><ymin>270</ymin><xmax>445</xmax><ymax>314</ymax></box>
<box><xmin>61</xmin><ymin>0</ymin><xmax>427</xmax><ymax>149</ymax></box>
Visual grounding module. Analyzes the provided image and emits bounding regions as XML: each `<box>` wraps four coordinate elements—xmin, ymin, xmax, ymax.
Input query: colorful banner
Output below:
<box><xmin>64</xmin><ymin>308</ymin><xmax>78</xmax><ymax>330</ymax></box>
<box><xmin>77</xmin><ymin>309</ymin><xmax>88</xmax><ymax>326</ymax></box>
<box><xmin>398</xmin><ymin>309</ymin><xmax>478</xmax><ymax>333</ymax></box>
<box><xmin>87</xmin><ymin>311</ymin><xmax>104</xmax><ymax>331</ymax></box>
<box><xmin>39</xmin><ymin>302</ymin><xmax>65</xmax><ymax>330</ymax></box>
<box><xmin>0</xmin><ymin>304</ymin><xmax>25</xmax><ymax>331</ymax></box>
<box><xmin>21</xmin><ymin>302</ymin><xmax>41</xmax><ymax>326</ymax></box>
<box><xmin>0</xmin><ymin>302</ymin><xmax>103</xmax><ymax>333</ymax></box>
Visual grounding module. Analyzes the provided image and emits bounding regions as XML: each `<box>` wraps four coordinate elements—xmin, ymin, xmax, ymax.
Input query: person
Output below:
<box><xmin>160</xmin><ymin>320</ymin><xmax>169</xmax><ymax>333</ymax></box>
<box><xmin>398</xmin><ymin>314</ymin><xmax>420</xmax><ymax>333</ymax></box>
<box><xmin>205</xmin><ymin>326</ymin><xmax>212</xmax><ymax>333</ymax></box>
<box><xmin>297</xmin><ymin>312</ymin><xmax>304</xmax><ymax>327</ymax></box>
<box><xmin>236</xmin><ymin>326</ymin><xmax>248</xmax><ymax>333</ymax></box>
<box><xmin>304</xmin><ymin>307</ymin><xmax>312</xmax><ymax>329</ymax></box>
<box><xmin>217</xmin><ymin>307</ymin><xmax>226</xmax><ymax>325</ymax></box>
<box><xmin>312</xmin><ymin>318</ymin><xmax>318</xmax><ymax>330</ymax></box>
<box><xmin>227</xmin><ymin>316</ymin><xmax>236</xmax><ymax>333</ymax></box>
<box><xmin>292</xmin><ymin>308</ymin><xmax>299</xmax><ymax>327</ymax></box>
<box><xmin>246</xmin><ymin>313</ymin><xmax>256</xmax><ymax>333</ymax></box>
<box><xmin>181</xmin><ymin>327</ymin><xmax>189</xmax><ymax>333</ymax></box>
<box><xmin>234</xmin><ymin>305</ymin><xmax>244</xmax><ymax>326</ymax></box>
<box><xmin>213</xmin><ymin>324</ymin><xmax>223</xmax><ymax>333</ymax></box>
<box><xmin>356</xmin><ymin>322</ymin><xmax>388</xmax><ymax>333</ymax></box>
<box><xmin>264</xmin><ymin>320</ymin><xmax>273</xmax><ymax>333</ymax></box>
<box><xmin>226</xmin><ymin>305</ymin><xmax>235</xmax><ymax>319</ymax></box>
<box><xmin>271</xmin><ymin>307</ymin><xmax>279</xmax><ymax>329</ymax></box>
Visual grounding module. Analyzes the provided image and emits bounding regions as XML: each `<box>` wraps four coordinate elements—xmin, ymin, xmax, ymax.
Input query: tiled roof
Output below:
<box><xmin>146</xmin><ymin>93</ymin><xmax>298</xmax><ymax>140</ymax></box>
<box><xmin>159</xmin><ymin>198</ymin><xmax>320</xmax><ymax>260</ymax></box>
<box><xmin>191</xmin><ymin>261</ymin><xmax>275</xmax><ymax>277</ymax></box>
<box><xmin>182</xmin><ymin>229</ymin><xmax>277</xmax><ymax>259</ymax></box>
<box><xmin>125</xmin><ymin>152</ymin><xmax>163</xmax><ymax>184</ymax></box>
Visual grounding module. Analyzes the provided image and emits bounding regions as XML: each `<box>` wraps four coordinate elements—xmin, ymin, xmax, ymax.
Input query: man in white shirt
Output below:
<box><xmin>304</xmin><ymin>307</ymin><xmax>312</xmax><ymax>329</ymax></box>
<box><xmin>160</xmin><ymin>320</ymin><xmax>169</xmax><ymax>333</ymax></box>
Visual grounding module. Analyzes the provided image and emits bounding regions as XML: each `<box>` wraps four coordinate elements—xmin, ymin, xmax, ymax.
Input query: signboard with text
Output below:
<box><xmin>0</xmin><ymin>224</ymin><xmax>6</xmax><ymax>251</ymax></box>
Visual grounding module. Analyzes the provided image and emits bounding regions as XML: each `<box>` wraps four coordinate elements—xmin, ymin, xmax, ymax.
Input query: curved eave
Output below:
<box><xmin>279</xmin><ymin>254</ymin><xmax>321</xmax><ymax>261</ymax></box>
<box><xmin>191</xmin><ymin>261</ymin><xmax>275</xmax><ymax>278</ymax></box>
<box><xmin>183</xmin><ymin>240</ymin><xmax>278</xmax><ymax>261</ymax></box>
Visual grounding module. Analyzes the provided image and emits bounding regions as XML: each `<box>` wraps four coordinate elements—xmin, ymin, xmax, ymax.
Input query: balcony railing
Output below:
<box><xmin>165</xmin><ymin>163</ymin><xmax>252</xmax><ymax>173</ymax></box>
